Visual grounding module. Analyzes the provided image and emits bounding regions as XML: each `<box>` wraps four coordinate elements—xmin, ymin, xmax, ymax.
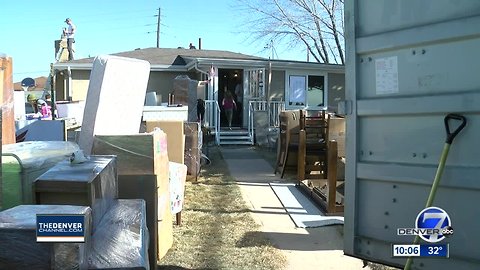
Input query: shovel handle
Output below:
<box><xmin>444</xmin><ymin>114</ymin><xmax>467</xmax><ymax>144</ymax></box>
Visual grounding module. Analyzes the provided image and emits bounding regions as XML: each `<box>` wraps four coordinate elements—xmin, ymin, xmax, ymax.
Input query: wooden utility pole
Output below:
<box><xmin>156</xmin><ymin>8</ymin><xmax>161</xmax><ymax>48</ymax></box>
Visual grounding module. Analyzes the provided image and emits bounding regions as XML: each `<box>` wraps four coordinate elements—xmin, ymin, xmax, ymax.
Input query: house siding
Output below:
<box><xmin>146</xmin><ymin>71</ymin><xmax>198</xmax><ymax>103</ymax></box>
<box><xmin>269</xmin><ymin>70</ymin><xmax>285</xmax><ymax>101</ymax></box>
<box><xmin>72</xmin><ymin>71</ymin><xmax>91</xmax><ymax>101</ymax></box>
<box><xmin>327</xmin><ymin>73</ymin><xmax>345</xmax><ymax>113</ymax></box>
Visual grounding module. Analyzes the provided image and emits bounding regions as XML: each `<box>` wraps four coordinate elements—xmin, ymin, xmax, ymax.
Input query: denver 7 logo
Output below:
<box><xmin>416</xmin><ymin>207</ymin><xmax>452</xmax><ymax>243</ymax></box>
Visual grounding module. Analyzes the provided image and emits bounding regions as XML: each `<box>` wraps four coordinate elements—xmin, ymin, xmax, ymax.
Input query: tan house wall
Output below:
<box><xmin>327</xmin><ymin>73</ymin><xmax>345</xmax><ymax>113</ymax></box>
<box><xmin>269</xmin><ymin>70</ymin><xmax>285</xmax><ymax>101</ymax></box>
<box><xmin>55</xmin><ymin>73</ymin><xmax>66</xmax><ymax>101</ymax></box>
<box><xmin>55</xmin><ymin>70</ymin><xmax>90</xmax><ymax>101</ymax></box>
<box><xmin>146</xmin><ymin>71</ymin><xmax>198</xmax><ymax>103</ymax></box>
<box><xmin>71</xmin><ymin>71</ymin><xmax>91</xmax><ymax>101</ymax></box>
<box><xmin>60</xmin><ymin>70</ymin><xmax>199</xmax><ymax>103</ymax></box>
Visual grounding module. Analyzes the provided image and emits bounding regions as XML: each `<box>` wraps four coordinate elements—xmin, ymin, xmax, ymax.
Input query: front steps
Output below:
<box><xmin>218</xmin><ymin>128</ymin><xmax>253</xmax><ymax>145</ymax></box>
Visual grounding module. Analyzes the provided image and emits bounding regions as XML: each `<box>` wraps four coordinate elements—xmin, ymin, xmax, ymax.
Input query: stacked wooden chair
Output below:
<box><xmin>274</xmin><ymin>110</ymin><xmax>301</xmax><ymax>178</ymax></box>
<box><xmin>297</xmin><ymin>110</ymin><xmax>330</xmax><ymax>181</ymax></box>
<box><xmin>296</xmin><ymin>110</ymin><xmax>346</xmax><ymax>214</ymax></box>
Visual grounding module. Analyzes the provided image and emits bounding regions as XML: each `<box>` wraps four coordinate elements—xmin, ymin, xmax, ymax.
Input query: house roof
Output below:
<box><xmin>54</xmin><ymin>47</ymin><xmax>344</xmax><ymax>73</ymax></box>
<box><xmin>67</xmin><ymin>47</ymin><xmax>265</xmax><ymax>66</ymax></box>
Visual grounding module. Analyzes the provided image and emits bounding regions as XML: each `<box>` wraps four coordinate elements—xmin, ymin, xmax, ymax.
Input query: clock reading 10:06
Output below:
<box><xmin>392</xmin><ymin>245</ymin><xmax>420</xmax><ymax>257</ymax></box>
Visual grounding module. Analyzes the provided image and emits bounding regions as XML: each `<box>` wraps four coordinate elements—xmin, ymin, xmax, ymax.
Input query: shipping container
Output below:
<box><xmin>344</xmin><ymin>1</ymin><xmax>480</xmax><ymax>269</ymax></box>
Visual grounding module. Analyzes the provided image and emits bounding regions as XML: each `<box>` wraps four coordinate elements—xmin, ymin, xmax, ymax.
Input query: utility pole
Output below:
<box><xmin>156</xmin><ymin>8</ymin><xmax>161</xmax><ymax>48</ymax></box>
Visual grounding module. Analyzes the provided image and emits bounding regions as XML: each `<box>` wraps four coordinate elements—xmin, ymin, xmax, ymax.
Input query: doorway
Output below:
<box><xmin>218</xmin><ymin>68</ymin><xmax>243</xmax><ymax>128</ymax></box>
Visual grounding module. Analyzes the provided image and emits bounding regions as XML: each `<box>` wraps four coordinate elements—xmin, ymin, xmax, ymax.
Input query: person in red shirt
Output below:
<box><xmin>222</xmin><ymin>91</ymin><xmax>236</xmax><ymax>129</ymax></box>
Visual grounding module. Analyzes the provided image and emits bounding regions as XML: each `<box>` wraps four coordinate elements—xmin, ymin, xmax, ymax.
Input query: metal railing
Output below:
<box><xmin>204</xmin><ymin>100</ymin><xmax>220</xmax><ymax>145</ymax></box>
<box><xmin>248</xmin><ymin>101</ymin><xmax>256</xmax><ymax>142</ymax></box>
<box><xmin>248</xmin><ymin>100</ymin><xmax>285</xmax><ymax>128</ymax></box>
<box><xmin>268</xmin><ymin>101</ymin><xmax>285</xmax><ymax>127</ymax></box>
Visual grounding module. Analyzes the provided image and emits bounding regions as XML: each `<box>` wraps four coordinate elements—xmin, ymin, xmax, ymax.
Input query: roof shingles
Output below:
<box><xmin>68</xmin><ymin>47</ymin><xmax>265</xmax><ymax>66</ymax></box>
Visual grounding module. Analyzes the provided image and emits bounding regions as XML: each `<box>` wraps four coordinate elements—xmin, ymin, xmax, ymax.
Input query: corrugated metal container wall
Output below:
<box><xmin>344</xmin><ymin>1</ymin><xmax>480</xmax><ymax>269</ymax></box>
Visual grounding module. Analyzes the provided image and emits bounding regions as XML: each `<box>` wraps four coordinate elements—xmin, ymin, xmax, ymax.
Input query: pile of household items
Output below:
<box><xmin>274</xmin><ymin>109</ymin><xmax>346</xmax><ymax>214</ymax></box>
<box><xmin>0</xmin><ymin>55</ymin><xmax>203</xmax><ymax>269</ymax></box>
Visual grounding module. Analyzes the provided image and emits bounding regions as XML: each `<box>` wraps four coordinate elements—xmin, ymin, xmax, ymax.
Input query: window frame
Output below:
<box><xmin>285</xmin><ymin>70</ymin><xmax>328</xmax><ymax>110</ymax></box>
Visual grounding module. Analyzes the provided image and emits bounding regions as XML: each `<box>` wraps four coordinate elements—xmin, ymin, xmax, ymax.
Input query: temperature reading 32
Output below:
<box><xmin>428</xmin><ymin>246</ymin><xmax>442</xmax><ymax>255</ymax></box>
<box><xmin>420</xmin><ymin>244</ymin><xmax>449</xmax><ymax>258</ymax></box>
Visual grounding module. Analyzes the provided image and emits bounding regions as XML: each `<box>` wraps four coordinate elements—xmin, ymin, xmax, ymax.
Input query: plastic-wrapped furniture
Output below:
<box><xmin>0</xmin><ymin>205</ymin><xmax>92</xmax><ymax>270</ymax></box>
<box><xmin>34</xmin><ymin>155</ymin><xmax>118</xmax><ymax>229</ymax></box>
<box><xmin>1</xmin><ymin>141</ymin><xmax>79</xmax><ymax>210</ymax></box>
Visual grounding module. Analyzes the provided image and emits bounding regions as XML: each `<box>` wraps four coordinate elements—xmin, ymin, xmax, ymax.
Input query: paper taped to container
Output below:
<box><xmin>375</xmin><ymin>56</ymin><xmax>399</xmax><ymax>95</ymax></box>
<box><xmin>169</xmin><ymin>161</ymin><xmax>187</xmax><ymax>214</ymax></box>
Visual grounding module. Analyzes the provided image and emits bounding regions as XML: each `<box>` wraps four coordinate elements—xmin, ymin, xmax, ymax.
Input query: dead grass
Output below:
<box><xmin>158</xmin><ymin>146</ymin><xmax>287</xmax><ymax>270</ymax></box>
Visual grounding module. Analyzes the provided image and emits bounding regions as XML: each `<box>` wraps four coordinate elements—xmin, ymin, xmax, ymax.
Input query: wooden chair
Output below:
<box><xmin>274</xmin><ymin>110</ymin><xmax>300</xmax><ymax>178</ymax></box>
<box><xmin>312</xmin><ymin>140</ymin><xmax>345</xmax><ymax>214</ymax></box>
<box><xmin>297</xmin><ymin>110</ymin><xmax>330</xmax><ymax>181</ymax></box>
<box><xmin>297</xmin><ymin>115</ymin><xmax>346</xmax><ymax>214</ymax></box>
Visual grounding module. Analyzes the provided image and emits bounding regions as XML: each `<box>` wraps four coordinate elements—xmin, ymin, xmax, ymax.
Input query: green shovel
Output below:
<box><xmin>404</xmin><ymin>113</ymin><xmax>467</xmax><ymax>270</ymax></box>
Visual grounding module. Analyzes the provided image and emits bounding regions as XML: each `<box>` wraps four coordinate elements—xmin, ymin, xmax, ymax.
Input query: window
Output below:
<box><xmin>307</xmin><ymin>75</ymin><xmax>325</xmax><ymax>107</ymax></box>
<box><xmin>287</xmin><ymin>74</ymin><xmax>326</xmax><ymax>108</ymax></box>
<box><xmin>288</xmin><ymin>75</ymin><xmax>306</xmax><ymax>105</ymax></box>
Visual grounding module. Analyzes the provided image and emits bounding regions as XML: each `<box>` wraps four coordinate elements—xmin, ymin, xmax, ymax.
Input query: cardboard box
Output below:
<box><xmin>0</xmin><ymin>205</ymin><xmax>92</xmax><ymax>269</ymax></box>
<box><xmin>92</xmin><ymin>130</ymin><xmax>169</xmax><ymax>181</ymax></box>
<box><xmin>34</xmin><ymin>156</ymin><xmax>118</xmax><ymax>229</ymax></box>
<box><xmin>92</xmin><ymin>131</ymin><xmax>172</xmax><ymax>265</ymax></box>
<box><xmin>146</xmin><ymin>120</ymin><xmax>185</xmax><ymax>164</ymax></box>
<box><xmin>157</xmin><ymin>192</ymin><xmax>173</xmax><ymax>262</ymax></box>
<box><xmin>169</xmin><ymin>162</ymin><xmax>187</xmax><ymax>214</ymax></box>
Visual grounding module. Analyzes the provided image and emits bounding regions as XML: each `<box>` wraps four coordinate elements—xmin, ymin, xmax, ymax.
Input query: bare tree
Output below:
<box><xmin>238</xmin><ymin>0</ymin><xmax>345</xmax><ymax>65</ymax></box>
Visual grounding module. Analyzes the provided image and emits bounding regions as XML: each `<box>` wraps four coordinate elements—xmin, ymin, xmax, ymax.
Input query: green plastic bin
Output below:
<box><xmin>1</xmin><ymin>141</ymin><xmax>79</xmax><ymax>210</ymax></box>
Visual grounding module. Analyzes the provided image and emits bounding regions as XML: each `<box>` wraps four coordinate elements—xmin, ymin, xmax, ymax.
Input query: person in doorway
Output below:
<box><xmin>234</xmin><ymin>82</ymin><xmax>243</xmax><ymax>103</ymax></box>
<box><xmin>234</xmin><ymin>81</ymin><xmax>243</xmax><ymax>123</ymax></box>
<box><xmin>222</xmin><ymin>91</ymin><xmax>236</xmax><ymax>129</ymax></box>
<box><xmin>63</xmin><ymin>18</ymin><xmax>76</xmax><ymax>61</ymax></box>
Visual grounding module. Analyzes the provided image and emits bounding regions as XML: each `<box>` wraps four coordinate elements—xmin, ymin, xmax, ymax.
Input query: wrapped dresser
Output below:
<box><xmin>33</xmin><ymin>155</ymin><xmax>118</xmax><ymax>229</ymax></box>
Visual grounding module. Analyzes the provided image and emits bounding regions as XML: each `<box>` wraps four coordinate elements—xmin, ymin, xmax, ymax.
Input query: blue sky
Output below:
<box><xmin>1</xmin><ymin>0</ymin><xmax>309</xmax><ymax>82</ymax></box>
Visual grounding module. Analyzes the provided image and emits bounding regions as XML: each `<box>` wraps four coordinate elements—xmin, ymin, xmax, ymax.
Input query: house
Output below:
<box><xmin>52</xmin><ymin>47</ymin><xmax>345</xmax><ymax>144</ymax></box>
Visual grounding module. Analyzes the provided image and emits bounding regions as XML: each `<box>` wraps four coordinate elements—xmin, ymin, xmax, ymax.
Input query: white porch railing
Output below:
<box><xmin>204</xmin><ymin>100</ymin><xmax>220</xmax><ymax>145</ymax></box>
<box><xmin>248</xmin><ymin>100</ymin><xmax>285</xmax><ymax>128</ymax></box>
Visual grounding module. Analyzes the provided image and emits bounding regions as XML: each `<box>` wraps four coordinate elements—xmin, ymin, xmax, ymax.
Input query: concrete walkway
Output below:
<box><xmin>220</xmin><ymin>146</ymin><xmax>369</xmax><ymax>270</ymax></box>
